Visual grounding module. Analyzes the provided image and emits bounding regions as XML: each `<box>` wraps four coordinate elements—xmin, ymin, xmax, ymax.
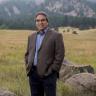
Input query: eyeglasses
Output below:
<box><xmin>36</xmin><ymin>19</ymin><xmax>46</xmax><ymax>22</ymax></box>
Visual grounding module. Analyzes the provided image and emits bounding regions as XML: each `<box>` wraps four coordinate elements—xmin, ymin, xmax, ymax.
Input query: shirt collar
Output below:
<box><xmin>37</xmin><ymin>27</ymin><xmax>48</xmax><ymax>35</ymax></box>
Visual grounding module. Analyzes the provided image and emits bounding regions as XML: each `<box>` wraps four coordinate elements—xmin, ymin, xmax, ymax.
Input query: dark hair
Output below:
<box><xmin>35</xmin><ymin>11</ymin><xmax>48</xmax><ymax>22</ymax></box>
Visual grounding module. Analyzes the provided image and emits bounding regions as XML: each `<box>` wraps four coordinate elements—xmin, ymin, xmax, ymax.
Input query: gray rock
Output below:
<box><xmin>0</xmin><ymin>89</ymin><xmax>16</xmax><ymax>96</ymax></box>
<box><xmin>59</xmin><ymin>59</ymin><xmax>94</xmax><ymax>82</ymax></box>
<box><xmin>65</xmin><ymin>73</ymin><xmax>96</xmax><ymax>93</ymax></box>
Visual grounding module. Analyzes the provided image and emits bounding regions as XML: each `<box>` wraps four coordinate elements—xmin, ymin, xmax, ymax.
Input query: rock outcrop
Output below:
<box><xmin>59</xmin><ymin>59</ymin><xmax>94</xmax><ymax>82</ymax></box>
<box><xmin>65</xmin><ymin>73</ymin><xmax>96</xmax><ymax>93</ymax></box>
<box><xmin>0</xmin><ymin>89</ymin><xmax>16</xmax><ymax>96</ymax></box>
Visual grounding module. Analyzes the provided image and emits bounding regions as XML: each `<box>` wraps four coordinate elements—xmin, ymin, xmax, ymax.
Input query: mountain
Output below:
<box><xmin>44</xmin><ymin>0</ymin><xmax>96</xmax><ymax>17</ymax></box>
<box><xmin>0</xmin><ymin>0</ymin><xmax>96</xmax><ymax>29</ymax></box>
<box><xmin>0</xmin><ymin>0</ymin><xmax>36</xmax><ymax>18</ymax></box>
<box><xmin>87</xmin><ymin>0</ymin><xmax>96</xmax><ymax>2</ymax></box>
<box><xmin>0</xmin><ymin>0</ymin><xmax>96</xmax><ymax>19</ymax></box>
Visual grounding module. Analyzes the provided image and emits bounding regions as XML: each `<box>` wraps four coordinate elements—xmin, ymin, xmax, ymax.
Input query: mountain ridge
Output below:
<box><xmin>0</xmin><ymin>0</ymin><xmax>96</xmax><ymax>19</ymax></box>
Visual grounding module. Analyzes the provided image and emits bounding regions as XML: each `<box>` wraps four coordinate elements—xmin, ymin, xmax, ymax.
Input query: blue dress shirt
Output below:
<box><xmin>33</xmin><ymin>28</ymin><xmax>48</xmax><ymax>66</ymax></box>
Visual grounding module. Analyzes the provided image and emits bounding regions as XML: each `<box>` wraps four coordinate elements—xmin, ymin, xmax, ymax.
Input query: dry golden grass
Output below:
<box><xmin>0</xmin><ymin>28</ymin><xmax>96</xmax><ymax>96</ymax></box>
<box><xmin>62</xmin><ymin>28</ymin><xmax>96</xmax><ymax>68</ymax></box>
<box><xmin>0</xmin><ymin>29</ymin><xmax>31</xmax><ymax>96</ymax></box>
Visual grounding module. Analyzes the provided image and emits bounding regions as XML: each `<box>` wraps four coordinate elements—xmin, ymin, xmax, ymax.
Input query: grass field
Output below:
<box><xmin>0</xmin><ymin>28</ymin><xmax>96</xmax><ymax>96</ymax></box>
<box><xmin>62</xmin><ymin>28</ymin><xmax>96</xmax><ymax>69</ymax></box>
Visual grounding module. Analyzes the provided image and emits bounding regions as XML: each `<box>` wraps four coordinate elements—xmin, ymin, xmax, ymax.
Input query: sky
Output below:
<box><xmin>0</xmin><ymin>0</ymin><xmax>7</xmax><ymax>2</ymax></box>
<box><xmin>0</xmin><ymin>0</ymin><xmax>96</xmax><ymax>4</ymax></box>
<box><xmin>87</xmin><ymin>0</ymin><xmax>96</xmax><ymax>2</ymax></box>
<box><xmin>0</xmin><ymin>0</ymin><xmax>10</xmax><ymax>2</ymax></box>
<box><xmin>0</xmin><ymin>0</ymin><xmax>45</xmax><ymax>5</ymax></box>
<box><xmin>0</xmin><ymin>0</ymin><xmax>45</xmax><ymax>3</ymax></box>
<box><xmin>0</xmin><ymin>0</ymin><xmax>2</xmax><ymax>1</ymax></box>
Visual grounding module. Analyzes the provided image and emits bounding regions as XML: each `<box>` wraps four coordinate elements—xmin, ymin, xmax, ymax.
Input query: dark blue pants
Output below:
<box><xmin>29</xmin><ymin>69</ymin><xmax>57</xmax><ymax>96</ymax></box>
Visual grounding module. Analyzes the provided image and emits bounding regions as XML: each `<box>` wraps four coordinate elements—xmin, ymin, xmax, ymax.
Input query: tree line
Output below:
<box><xmin>0</xmin><ymin>15</ymin><xmax>96</xmax><ymax>30</ymax></box>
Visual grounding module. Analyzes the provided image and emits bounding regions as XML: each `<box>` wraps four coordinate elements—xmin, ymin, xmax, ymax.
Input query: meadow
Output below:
<box><xmin>0</xmin><ymin>28</ymin><xmax>96</xmax><ymax>96</ymax></box>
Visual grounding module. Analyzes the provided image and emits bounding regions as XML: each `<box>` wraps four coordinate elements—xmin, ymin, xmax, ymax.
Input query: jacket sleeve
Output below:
<box><xmin>25</xmin><ymin>36</ymin><xmax>30</xmax><ymax>65</ymax></box>
<box><xmin>52</xmin><ymin>33</ymin><xmax>65</xmax><ymax>72</ymax></box>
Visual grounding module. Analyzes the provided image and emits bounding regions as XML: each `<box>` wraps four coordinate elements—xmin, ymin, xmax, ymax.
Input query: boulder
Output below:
<box><xmin>65</xmin><ymin>73</ymin><xmax>96</xmax><ymax>93</ymax></box>
<box><xmin>59</xmin><ymin>59</ymin><xmax>94</xmax><ymax>81</ymax></box>
<box><xmin>0</xmin><ymin>89</ymin><xmax>16</xmax><ymax>96</ymax></box>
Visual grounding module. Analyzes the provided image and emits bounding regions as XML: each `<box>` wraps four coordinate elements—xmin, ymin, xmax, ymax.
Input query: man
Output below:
<box><xmin>25</xmin><ymin>11</ymin><xmax>65</xmax><ymax>96</ymax></box>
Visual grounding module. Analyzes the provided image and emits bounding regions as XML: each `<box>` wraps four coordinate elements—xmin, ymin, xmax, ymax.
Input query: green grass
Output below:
<box><xmin>0</xmin><ymin>29</ymin><xmax>96</xmax><ymax>96</ymax></box>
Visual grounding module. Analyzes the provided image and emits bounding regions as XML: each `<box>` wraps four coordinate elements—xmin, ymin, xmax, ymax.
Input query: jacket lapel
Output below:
<box><xmin>38</xmin><ymin>28</ymin><xmax>52</xmax><ymax>52</ymax></box>
<box><xmin>31</xmin><ymin>33</ymin><xmax>37</xmax><ymax>52</ymax></box>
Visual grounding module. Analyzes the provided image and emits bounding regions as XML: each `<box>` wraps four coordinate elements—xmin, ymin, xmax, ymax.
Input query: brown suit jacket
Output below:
<box><xmin>25</xmin><ymin>28</ymin><xmax>65</xmax><ymax>77</ymax></box>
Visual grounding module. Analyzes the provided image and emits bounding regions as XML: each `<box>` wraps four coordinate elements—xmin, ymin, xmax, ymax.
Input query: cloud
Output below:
<box><xmin>0</xmin><ymin>0</ymin><xmax>9</xmax><ymax>3</ymax></box>
<box><xmin>0</xmin><ymin>0</ymin><xmax>5</xmax><ymax>2</ymax></box>
<box><xmin>0</xmin><ymin>0</ymin><xmax>3</xmax><ymax>2</ymax></box>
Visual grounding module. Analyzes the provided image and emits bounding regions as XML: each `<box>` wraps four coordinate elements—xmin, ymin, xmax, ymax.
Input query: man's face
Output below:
<box><xmin>35</xmin><ymin>15</ymin><xmax>48</xmax><ymax>31</ymax></box>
